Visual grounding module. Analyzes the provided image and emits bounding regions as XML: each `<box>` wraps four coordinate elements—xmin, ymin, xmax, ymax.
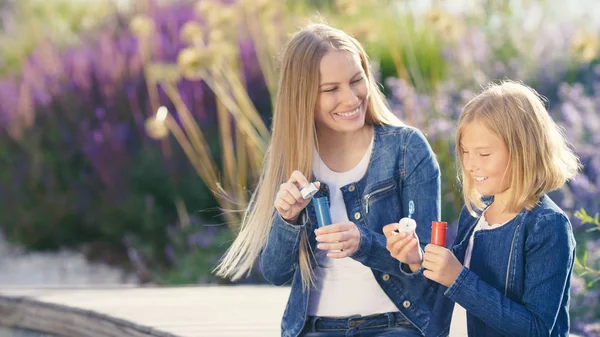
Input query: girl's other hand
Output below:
<box><xmin>383</xmin><ymin>223</ymin><xmax>423</xmax><ymax>269</ymax></box>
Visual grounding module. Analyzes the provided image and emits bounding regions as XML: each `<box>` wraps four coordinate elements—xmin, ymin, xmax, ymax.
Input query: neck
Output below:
<box><xmin>486</xmin><ymin>189</ymin><xmax>519</xmax><ymax>223</ymax></box>
<box><xmin>316</xmin><ymin>124</ymin><xmax>374</xmax><ymax>172</ymax></box>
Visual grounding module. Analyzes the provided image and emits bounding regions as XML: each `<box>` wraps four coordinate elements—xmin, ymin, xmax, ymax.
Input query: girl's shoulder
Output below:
<box><xmin>522</xmin><ymin>195</ymin><xmax>575</xmax><ymax>250</ymax></box>
<box><xmin>526</xmin><ymin>195</ymin><xmax>570</xmax><ymax>225</ymax></box>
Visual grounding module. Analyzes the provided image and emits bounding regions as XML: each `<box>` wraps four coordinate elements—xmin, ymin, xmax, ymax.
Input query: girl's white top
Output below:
<box><xmin>449</xmin><ymin>211</ymin><xmax>509</xmax><ymax>337</ymax></box>
<box><xmin>307</xmin><ymin>136</ymin><xmax>399</xmax><ymax>316</ymax></box>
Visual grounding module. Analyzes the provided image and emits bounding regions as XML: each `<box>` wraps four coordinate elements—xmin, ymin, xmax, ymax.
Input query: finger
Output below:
<box><xmin>422</xmin><ymin>251</ymin><xmax>439</xmax><ymax>264</ymax></box>
<box><xmin>386</xmin><ymin>234</ymin><xmax>403</xmax><ymax>250</ymax></box>
<box><xmin>401</xmin><ymin>238</ymin><xmax>419</xmax><ymax>254</ymax></box>
<box><xmin>288</xmin><ymin>170</ymin><xmax>309</xmax><ymax>188</ymax></box>
<box><xmin>392</xmin><ymin>240</ymin><xmax>416</xmax><ymax>259</ymax></box>
<box><xmin>327</xmin><ymin>249</ymin><xmax>351</xmax><ymax>259</ymax></box>
<box><xmin>422</xmin><ymin>259</ymin><xmax>436</xmax><ymax>272</ymax></box>
<box><xmin>317</xmin><ymin>242</ymin><xmax>345</xmax><ymax>251</ymax></box>
<box><xmin>391</xmin><ymin>234</ymin><xmax>413</xmax><ymax>250</ymax></box>
<box><xmin>283</xmin><ymin>183</ymin><xmax>303</xmax><ymax>203</ymax></box>
<box><xmin>382</xmin><ymin>223</ymin><xmax>397</xmax><ymax>237</ymax></box>
<box><xmin>315</xmin><ymin>232</ymin><xmax>345</xmax><ymax>243</ymax></box>
<box><xmin>423</xmin><ymin>269</ymin><xmax>435</xmax><ymax>281</ymax></box>
<box><xmin>286</xmin><ymin>184</ymin><xmax>308</xmax><ymax>204</ymax></box>
<box><xmin>316</xmin><ymin>222</ymin><xmax>348</xmax><ymax>234</ymax></box>
<box><xmin>388</xmin><ymin>234</ymin><xmax>410</xmax><ymax>255</ymax></box>
<box><xmin>279</xmin><ymin>189</ymin><xmax>296</xmax><ymax>206</ymax></box>
<box><xmin>424</xmin><ymin>244</ymin><xmax>444</xmax><ymax>254</ymax></box>
<box><xmin>275</xmin><ymin>199</ymin><xmax>291</xmax><ymax>212</ymax></box>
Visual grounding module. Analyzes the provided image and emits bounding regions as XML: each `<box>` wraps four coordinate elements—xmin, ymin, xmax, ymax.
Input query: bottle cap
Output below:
<box><xmin>301</xmin><ymin>183</ymin><xmax>318</xmax><ymax>199</ymax></box>
<box><xmin>432</xmin><ymin>221</ymin><xmax>447</xmax><ymax>229</ymax></box>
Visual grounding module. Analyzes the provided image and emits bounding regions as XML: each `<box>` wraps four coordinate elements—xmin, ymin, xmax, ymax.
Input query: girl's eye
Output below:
<box><xmin>322</xmin><ymin>87</ymin><xmax>337</xmax><ymax>93</ymax></box>
<box><xmin>351</xmin><ymin>77</ymin><xmax>363</xmax><ymax>84</ymax></box>
<box><xmin>480</xmin><ymin>153</ymin><xmax>490</xmax><ymax>157</ymax></box>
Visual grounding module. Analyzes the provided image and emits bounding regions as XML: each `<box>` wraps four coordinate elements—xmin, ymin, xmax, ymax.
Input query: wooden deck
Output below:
<box><xmin>0</xmin><ymin>285</ymin><xmax>290</xmax><ymax>337</ymax></box>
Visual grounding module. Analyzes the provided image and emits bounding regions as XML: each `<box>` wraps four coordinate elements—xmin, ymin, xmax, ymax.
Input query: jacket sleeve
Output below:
<box><xmin>401</xmin><ymin>128</ymin><xmax>441</xmax><ymax>248</ymax></box>
<box><xmin>351</xmin><ymin>128</ymin><xmax>441</xmax><ymax>276</ymax></box>
<box><xmin>443</xmin><ymin>212</ymin><xmax>575</xmax><ymax>337</ymax></box>
<box><xmin>258</xmin><ymin>213</ymin><xmax>304</xmax><ymax>286</ymax></box>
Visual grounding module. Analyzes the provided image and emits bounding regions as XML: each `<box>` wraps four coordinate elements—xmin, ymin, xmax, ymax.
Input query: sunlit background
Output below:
<box><xmin>0</xmin><ymin>0</ymin><xmax>598</xmax><ymax>335</ymax></box>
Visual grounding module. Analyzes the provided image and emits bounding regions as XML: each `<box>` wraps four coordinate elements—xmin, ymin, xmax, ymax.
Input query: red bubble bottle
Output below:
<box><xmin>431</xmin><ymin>221</ymin><xmax>447</xmax><ymax>247</ymax></box>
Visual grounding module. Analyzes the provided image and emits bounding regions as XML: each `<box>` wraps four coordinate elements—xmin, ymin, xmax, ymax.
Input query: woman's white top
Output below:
<box><xmin>307</xmin><ymin>137</ymin><xmax>400</xmax><ymax>316</ymax></box>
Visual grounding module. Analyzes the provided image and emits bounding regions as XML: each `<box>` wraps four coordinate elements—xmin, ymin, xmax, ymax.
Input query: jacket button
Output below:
<box><xmin>354</xmin><ymin>212</ymin><xmax>361</xmax><ymax>220</ymax></box>
<box><xmin>349</xmin><ymin>321</ymin><xmax>357</xmax><ymax>327</ymax></box>
<box><xmin>348</xmin><ymin>185</ymin><xmax>355</xmax><ymax>192</ymax></box>
<box><xmin>403</xmin><ymin>300</ymin><xmax>411</xmax><ymax>308</ymax></box>
<box><xmin>382</xmin><ymin>274</ymin><xmax>390</xmax><ymax>281</ymax></box>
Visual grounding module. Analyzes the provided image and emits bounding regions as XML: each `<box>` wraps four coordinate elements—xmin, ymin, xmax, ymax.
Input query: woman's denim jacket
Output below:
<box><xmin>259</xmin><ymin>124</ymin><xmax>441</xmax><ymax>337</ymax></box>
<box><xmin>414</xmin><ymin>195</ymin><xmax>576</xmax><ymax>337</ymax></box>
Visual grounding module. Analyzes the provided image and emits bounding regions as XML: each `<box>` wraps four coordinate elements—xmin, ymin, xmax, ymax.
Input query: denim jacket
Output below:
<box><xmin>421</xmin><ymin>195</ymin><xmax>576</xmax><ymax>337</ymax></box>
<box><xmin>259</xmin><ymin>124</ymin><xmax>441</xmax><ymax>337</ymax></box>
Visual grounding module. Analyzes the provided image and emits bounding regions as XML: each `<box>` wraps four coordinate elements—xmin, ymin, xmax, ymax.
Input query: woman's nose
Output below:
<box><xmin>341</xmin><ymin>86</ymin><xmax>359</xmax><ymax>107</ymax></box>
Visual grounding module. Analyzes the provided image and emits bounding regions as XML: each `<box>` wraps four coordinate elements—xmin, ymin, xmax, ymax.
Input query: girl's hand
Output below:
<box><xmin>383</xmin><ymin>223</ymin><xmax>423</xmax><ymax>270</ymax></box>
<box><xmin>274</xmin><ymin>170</ymin><xmax>320</xmax><ymax>223</ymax></box>
<box><xmin>422</xmin><ymin>244</ymin><xmax>463</xmax><ymax>287</ymax></box>
<box><xmin>315</xmin><ymin>222</ymin><xmax>361</xmax><ymax>258</ymax></box>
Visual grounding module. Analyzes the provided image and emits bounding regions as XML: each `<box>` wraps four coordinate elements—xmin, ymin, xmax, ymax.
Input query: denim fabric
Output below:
<box><xmin>259</xmin><ymin>124</ymin><xmax>441</xmax><ymax>337</ymax></box>
<box><xmin>422</xmin><ymin>195</ymin><xmax>576</xmax><ymax>337</ymax></box>
<box><xmin>300</xmin><ymin>312</ymin><xmax>424</xmax><ymax>337</ymax></box>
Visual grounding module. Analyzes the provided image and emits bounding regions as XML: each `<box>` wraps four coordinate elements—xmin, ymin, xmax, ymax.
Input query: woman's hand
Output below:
<box><xmin>315</xmin><ymin>222</ymin><xmax>361</xmax><ymax>258</ymax></box>
<box><xmin>274</xmin><ymin>170</ymin><xmax>319</xmax><ymax>224</ymax></box>
<box><xmin>422</xmin><ymin>244</ymin><xmax>463</xmax><ymax>287</ymax></box>
<box><xmin>383</xmin><ymin>223</ymin><xmax>423</xmax><ymax>271</ymax></box>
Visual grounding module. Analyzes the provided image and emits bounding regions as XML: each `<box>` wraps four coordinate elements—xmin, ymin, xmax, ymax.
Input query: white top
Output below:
<box><xmin>449</xmin><ymin>211</ymin><xmax>509</xmax><ymax>336</ymax></box>
<box><xmin>307</xmin><ymin>137</ymin><xmax>399</xmax><ymax>316</ymax></box>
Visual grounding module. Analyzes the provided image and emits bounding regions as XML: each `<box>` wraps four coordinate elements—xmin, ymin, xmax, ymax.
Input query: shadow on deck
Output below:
<box><xmin>0</xmin><ymin>285</ymin><xmax>290</xmax><ymax>337</ymax></box>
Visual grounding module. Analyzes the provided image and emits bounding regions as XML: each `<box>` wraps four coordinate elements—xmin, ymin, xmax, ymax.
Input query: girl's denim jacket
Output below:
<box><xmin>259</xmin><ymin>124</ymin><xmax>441</xmax><ymax>337</ymax></box>
<box><xmin>417</xmin><ymin>195</ymin><xmax>576</xmax><ymax>337</ymax></box>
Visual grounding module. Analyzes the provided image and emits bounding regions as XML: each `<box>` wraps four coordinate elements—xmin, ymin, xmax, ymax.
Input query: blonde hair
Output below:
<box><xmin>456</xmin><ymin>80</ymin><xmax>581</xmax><ymax>215</ymax></box>
<box><xmin>214</xmin><ymin>23</ymin><xmax>401</xmax><ymax>289</ymax></box>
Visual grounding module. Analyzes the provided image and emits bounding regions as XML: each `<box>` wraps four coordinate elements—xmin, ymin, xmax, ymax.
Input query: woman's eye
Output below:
<box><xmin>480</xmin><ymin>153</ymin><xmax>490</xmax><ymax>157</ymax></box>
<box><xmin>322</xmin><ymin>87</ymin><xmax>337</xmax><ymax>93</ymax></box>
<box><xmin>351</xmin><ymin>77</ymin><xmax>363</xmax><ymax>84</ymax></box>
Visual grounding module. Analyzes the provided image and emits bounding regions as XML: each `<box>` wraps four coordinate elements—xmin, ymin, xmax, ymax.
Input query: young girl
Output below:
<box><xmin>215</xmin><ymin>23</ymin><xmax>441</xmax><ymax>337</ymax></box>
<box><xmin>384</xmin><ymin>81</ymin><xmax>580</xmax><ymax>337</ymax></box>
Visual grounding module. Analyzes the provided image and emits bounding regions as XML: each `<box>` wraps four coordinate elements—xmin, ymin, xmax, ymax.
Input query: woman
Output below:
<box><xmin>216</xmin><ymin>23</ymin><xmax>440</xmax><ymax>337</ymax></box>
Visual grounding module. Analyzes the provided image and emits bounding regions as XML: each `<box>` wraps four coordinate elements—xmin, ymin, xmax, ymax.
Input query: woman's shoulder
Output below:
<box><xmin>376</xmin><ymin>123</ymin><xmax>420</xmax><ymax>137</ymax></box>
<box><xmin>375</xmin><ymin>124</ymin><xmax>433</xmax><ymax>148</ymax></box>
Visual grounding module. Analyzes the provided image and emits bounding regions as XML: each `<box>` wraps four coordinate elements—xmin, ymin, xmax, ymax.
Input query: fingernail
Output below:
<box><xmin>317</xmin><ymin>244</ymin><xmax>323</xmax><ymax>249</ymax></box>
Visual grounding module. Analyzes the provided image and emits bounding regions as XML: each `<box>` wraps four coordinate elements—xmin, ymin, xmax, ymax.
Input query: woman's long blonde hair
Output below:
<box><xmin>214</xmin><ymin>23</ymin><xmax>401</xmax><ymax>289</ymax></box>
<box><xmin>456</xmin><ymin>80</ymin><xmax>581</xmax><ymax>215</ymax></box>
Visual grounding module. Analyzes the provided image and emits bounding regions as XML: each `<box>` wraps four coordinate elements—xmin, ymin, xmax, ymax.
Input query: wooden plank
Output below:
<box><xmin>0</xmin><ymin>286</ymin><xmax>290</xmax><ymax>337</ymax></box>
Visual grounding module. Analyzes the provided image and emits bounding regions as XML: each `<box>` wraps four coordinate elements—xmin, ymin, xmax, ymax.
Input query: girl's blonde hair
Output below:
<box><xmin>456</xmin><ymin>80</ymin><xmax>581</xmax><ymax>215</ymax></box>
<box><xmin>214</xmin><ymin>23</ymin><xmax>401</xmax><ymax>289</ymax></box>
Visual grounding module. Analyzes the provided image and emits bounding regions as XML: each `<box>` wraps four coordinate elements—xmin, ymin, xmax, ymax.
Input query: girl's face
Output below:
<box><xmin>460</xmin><ymin>120</ymin><xmax>512</xmax><ymax>197</ymax></box>
<box><xmin>314</xmin><ymin>50</ymin><xmax>369</xmax><ymax>135</ymax></box>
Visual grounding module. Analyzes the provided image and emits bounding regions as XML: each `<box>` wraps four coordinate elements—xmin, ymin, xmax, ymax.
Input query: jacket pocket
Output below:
<box><xmin>364</xmin><ymin>179</ymin><xmax>397</xmax><ymax>214</ymax></box>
